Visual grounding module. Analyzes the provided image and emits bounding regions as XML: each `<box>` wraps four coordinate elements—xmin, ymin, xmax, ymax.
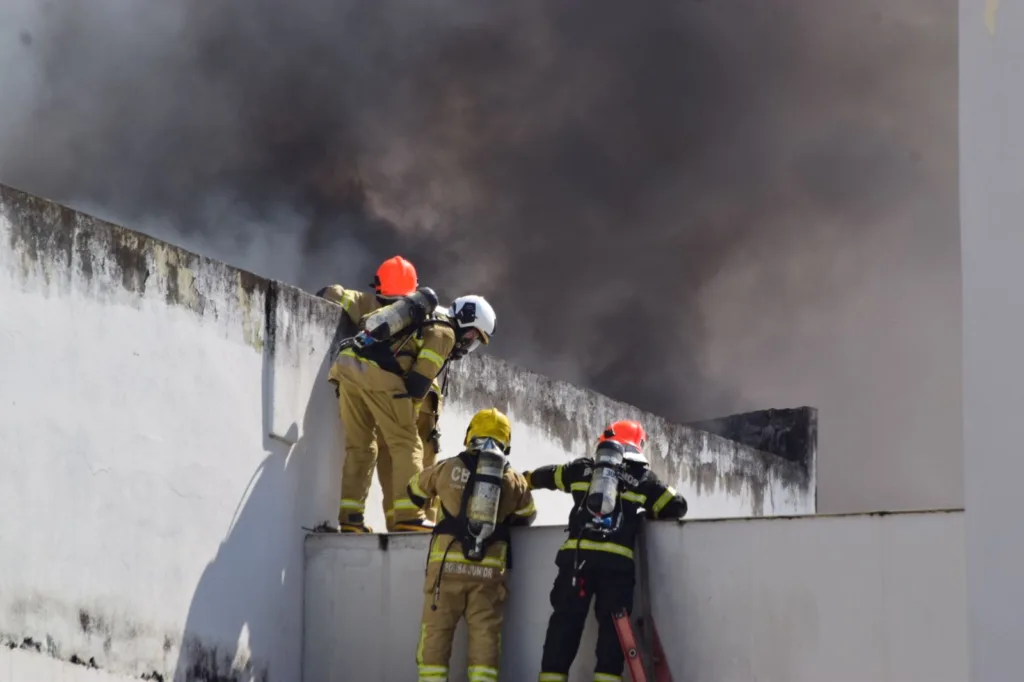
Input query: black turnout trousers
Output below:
<box><xmin>539</xmin><ymin>564</ymin><xmax>636</xmax><ymax>677</ymax></box>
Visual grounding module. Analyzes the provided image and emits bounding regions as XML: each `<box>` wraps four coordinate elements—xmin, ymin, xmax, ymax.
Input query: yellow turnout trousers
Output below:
<box><xmin>417</xmin><ymin>579</ymin><xmax>508</xmax><ymax>682</ymax></box>
<box><xmin>377</xmin><ymin>398</ymin><xmax>440</xmax><ymax>530</ymax></box>
<box><xmin>337</xmin><ymin>377</ymin><xmax>426</xmax><ymax>526</ymax></box>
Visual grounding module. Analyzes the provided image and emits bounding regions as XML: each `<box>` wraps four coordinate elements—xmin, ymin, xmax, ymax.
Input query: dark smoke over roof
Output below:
<box><xmin>0</xmin><ymin>0</ymin><xmax>959</xmax><ymax>512</ymax></box>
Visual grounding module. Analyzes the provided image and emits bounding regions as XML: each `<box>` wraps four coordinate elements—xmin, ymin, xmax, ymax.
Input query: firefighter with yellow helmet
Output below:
<box><xmin>407</xmin><ymin>408</ymin><xmax>536</xmax><ymax>682</ymax></box>
<box><xmin>317</xmin><ymin>255</ymin><xmax>445</xmax><ymax>532</ymax></box>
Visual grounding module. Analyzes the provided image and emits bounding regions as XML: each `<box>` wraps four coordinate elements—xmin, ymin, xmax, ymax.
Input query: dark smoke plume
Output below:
<box><xmin>0</xmin><ymin>0</ymin><xmax>960</xmax><ymax>513</ymax></box>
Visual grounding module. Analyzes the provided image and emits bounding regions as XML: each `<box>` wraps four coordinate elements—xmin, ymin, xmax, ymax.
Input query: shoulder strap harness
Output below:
<box><xmin>354</xmin><ymin>314</ymin><xmax>457</xmax><ymax>377</ymax></box>
<box><xmin>424</xmin><ymin>452</ymin><xmax>515</xmax><ymax>611</ymax></box>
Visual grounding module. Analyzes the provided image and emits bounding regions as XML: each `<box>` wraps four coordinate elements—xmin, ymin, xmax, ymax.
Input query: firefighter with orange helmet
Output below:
<box><xmin>317</xmin><ymin>255</ymin><xmax>443</xmax><ymax>533</ymax></box>
<box><xmin>325</xmin><ymin>257</ymin><xmax>498</xmax><ymax>534</ymax></box>
<box><xmin>523</xmin><ymin>420</ymin><xmax>688</xmax><ymax>682</ymax></box>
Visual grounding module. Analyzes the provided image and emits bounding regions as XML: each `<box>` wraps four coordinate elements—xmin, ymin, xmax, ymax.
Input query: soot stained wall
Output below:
<box><xmin>0</xmin><ymin>184</ymin><xmax>814</xmax><ymax>681</ymax></box>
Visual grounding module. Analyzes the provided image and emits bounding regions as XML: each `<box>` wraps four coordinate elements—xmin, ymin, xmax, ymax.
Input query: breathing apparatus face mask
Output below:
<box><xmin>452</xmin><ymin>328</ymin><xmax>484</xmax><ymax>359</ymax></box>
<box><xmin>467</xmin><ymin>436</ymin><xmax>506</xmax><ymax>456</ymax></box>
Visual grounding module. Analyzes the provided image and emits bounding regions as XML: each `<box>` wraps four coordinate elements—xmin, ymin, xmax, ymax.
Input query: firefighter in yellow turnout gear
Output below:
<box><xmin>319</xmin><ymin>256</ymin><xmax>442</xmax><ymax>531</ymax></box>
<box><xmin>332</xmin><ymin>277</ymin><xmax>498</xmax><ymax>533</ymax></box>
<box><xmin>408</xmin><ymin>408</ymin><xmax>536</xmax><ymax>682</ymax></box>
<box><xmin>375</xmin><ymin>388</ymin><xmax>443</xmax><ymax>530</ymax></box>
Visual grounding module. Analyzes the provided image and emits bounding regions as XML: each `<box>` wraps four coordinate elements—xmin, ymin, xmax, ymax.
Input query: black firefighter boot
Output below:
<box><xmin>392</xmin><ymin>517</ymin><xmax>435</xmax><ymax>533</ymax></box>
<box><xmin>338</xmin><ymin>513</ymin><xmax>374</xmax><ymax>534</ymax></box>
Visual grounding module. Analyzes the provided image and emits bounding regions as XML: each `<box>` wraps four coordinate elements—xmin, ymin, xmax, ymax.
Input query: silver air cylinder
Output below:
<box><xmin>359</xmin><ymin>287</ymin><xmax>439</xmax><ymax>344</ymax></box>
<box><xmin>585</xmin><ymin>440</ymin><xmax>625</xmax><ymax>524</ymax></box>
<box><xmin>466</xmin><ymin>448</ymin><xmax>506</xmax><ymax>560</ymax></box>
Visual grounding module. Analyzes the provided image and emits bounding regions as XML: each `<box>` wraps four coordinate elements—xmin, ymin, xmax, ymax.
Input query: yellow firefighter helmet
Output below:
<box><xmin>464</xmin><ymin>408</ymin><xmax>512</xmax><ymax>454</ymax></box>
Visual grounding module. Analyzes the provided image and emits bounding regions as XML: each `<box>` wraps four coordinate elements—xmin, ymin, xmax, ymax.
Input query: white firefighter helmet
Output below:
<box><xmin>449</xmin><ymin>295</ymin><xmax>496</xmax><ymax>356</ymax></box>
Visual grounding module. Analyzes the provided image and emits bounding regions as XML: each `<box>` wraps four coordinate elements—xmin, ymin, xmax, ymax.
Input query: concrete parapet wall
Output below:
<box><xmin>0</xmin><ymin>647</ymin><xmax>140</xmax><ymax>682</ymax></box>
<box><xmin>686</xmin><ymin>406</ymin><xmax>818</xmax><ymax>470</ymax></box>
<box><xmin>0</xmin><ymin>184</ymin><xmax>814</xmax><ymax>681</ymax></box>
<box><xmin>443</xmin><ymin>355</ymin><xmax>815</xmax><ymax>522</ymax></box>
<box><xmin>1</xmin><ymin>185</ymin><xmax>344</xmax><ymax>682</ymax></box>
<box><xmin>304</xmin><ymin>510</ymin><xmax>966</xmax><ymax>682</ymax></box>
<box><xmin>649</xmin><ymin>509</ymin><xmax>966</xmax><ymax>681</ymax></box>
<box><xmin>303</xmin><ymin>528</ymin><xmax>579</xmax><ymax>682</ymax></box>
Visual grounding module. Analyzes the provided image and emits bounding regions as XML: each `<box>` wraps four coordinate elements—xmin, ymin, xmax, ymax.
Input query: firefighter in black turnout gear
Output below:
<box><xmin>523</xmin><ymin>420</ymin><xmax>688</xmax><ymax>682</ymax></box>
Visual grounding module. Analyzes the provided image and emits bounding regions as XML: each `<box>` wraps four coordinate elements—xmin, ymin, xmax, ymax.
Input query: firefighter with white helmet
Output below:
<box><xmin>446</xmin><ymin>294</ymin><xmax>496</xmax><ymax>359</ymax></box>
<box><xmin>407</xmin><ymin>408</ymin><xmax>536</xmax><ymax>682</ymax></box>
<box><xmin>524</xmin><ymin>420</ymin><xmax>688</xmax><ymax>682</ymax></box>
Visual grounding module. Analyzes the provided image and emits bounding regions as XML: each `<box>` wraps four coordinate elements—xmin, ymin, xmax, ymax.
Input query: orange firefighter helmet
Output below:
<box><xmin>598</xmin><ymin>419</ymin><xmax>647</xmax><ymax>454</ymax></box>
<box><xmin>373</xmin><ymin>256</ymin><xmax>418</xmax><ymax>297</ymax></box>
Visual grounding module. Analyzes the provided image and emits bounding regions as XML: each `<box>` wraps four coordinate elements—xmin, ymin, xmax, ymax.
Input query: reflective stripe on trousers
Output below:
<box><xmin>468</xmin><ymin>664</ymin><xmax>498</xmax><ymax>681</ymax></box>
<box><xmin>418</xmin><ymin>664</ymin><xmax>448</xmax><ymax>681</ymax></box>
<box><xmin>339</xmin><ymin>499</ymin><xmax>364</xmax><ymax>512</ymax></box>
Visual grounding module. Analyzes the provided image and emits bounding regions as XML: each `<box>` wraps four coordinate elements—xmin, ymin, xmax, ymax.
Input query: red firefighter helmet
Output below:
<box><xmin>373</xmin><ymin>256</ymin><xmax>418</xmax><ymax>298</ymax></box>
<box><xmin>598</xmin><ymin>420</ymin><xmax>648</xmax><ymax>462</ymax></box>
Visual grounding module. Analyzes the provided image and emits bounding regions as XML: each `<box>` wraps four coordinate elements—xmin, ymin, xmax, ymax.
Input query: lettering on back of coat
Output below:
<box><xmin>443</xmin><ymin>562</ymin><xmax>496</xmax><ymax>580</ymax></box>
<box><xmin>450</xmin><ymin>464</ymin><xmax>470</xmax><ymax>490</ymax></box>
<box><xmin>579</xmin><ymin>464</ymin><xmax>640</xmax><ymax>488</ymax></box>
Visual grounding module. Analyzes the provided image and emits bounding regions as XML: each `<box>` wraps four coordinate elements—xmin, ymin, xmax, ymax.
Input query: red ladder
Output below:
<box><xmin>612</xmin><ymin>519</ymin><xmax>674</xmax><ymax>681</ymax></box>
<box><xmin>612</xmin><ymin>609</ymin><xmax>673</xmax><ymax>682</ymax></box>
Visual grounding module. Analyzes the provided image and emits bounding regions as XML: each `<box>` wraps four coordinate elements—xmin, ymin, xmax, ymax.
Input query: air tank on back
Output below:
<box><xmin>354</xmin><ymin>286</ymin><xmax>439</xmax><ymax>348</ymax></box>
<box><xmin>585</xmin><ymin>439</ymin><xmax>625</xmax><ymax>530</ymax></box>
<box><xmin>465</xmin><ymin>440</ymin><xmax>507</xmax><ymax>560</ymax></box>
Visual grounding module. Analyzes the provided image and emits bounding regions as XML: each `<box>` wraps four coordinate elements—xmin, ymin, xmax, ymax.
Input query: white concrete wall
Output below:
<box><xmin>303</xmin><ymin>527</ymin><xmax>601</xmax><ymax>682</ymax></box>
<box><xmin>439</xmin><ymin>357</ymin><xmax>815</xmax><ymax>526</ymax></box>
<box><xmin>0</xmin><ymin>186</ymin><xmax>345</xmax><ymax>681</ymax></box>
<box><xmin>304</xmin><ymin>510</ymin><xmax>966</xmax><ymax>682</ymax></box>
<box><xmin>0</xmin><ymin>648</ymin><xmax>138</xmax><ymax>682</ymax></box>
<box><xmin>650</xmin><ymin>510</ymin><xmax>966</xmax><ymax>682</ymax></box>
<box><xmin>0</xmin><ymin>184</ymin><xmax>813</xmax><ymax>680</ymax></box>
<box><xmin>960</xmin><ymin>1</ymin><xmax>1024</xmax><ymax>680</ymax></box>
